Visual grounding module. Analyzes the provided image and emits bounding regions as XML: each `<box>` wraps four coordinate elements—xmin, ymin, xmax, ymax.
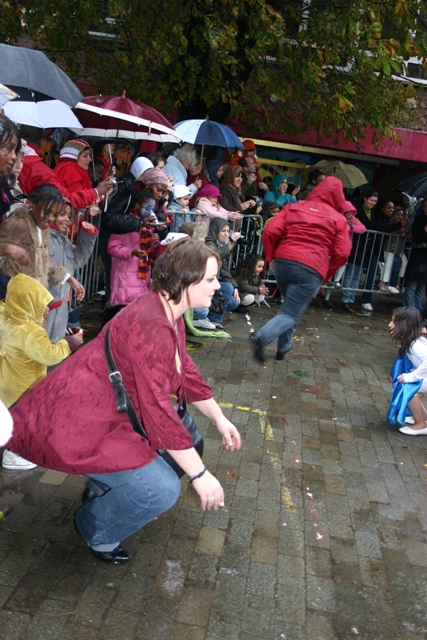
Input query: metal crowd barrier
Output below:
<box><xmin>263</xmin><ymin>229</ymin><xmax>411</xmax><ymax>298</ymax></box>
<box><xmin>70</xmin><ymin>211</ymin><xmax>264</xmax><ymax>310</ymax></box>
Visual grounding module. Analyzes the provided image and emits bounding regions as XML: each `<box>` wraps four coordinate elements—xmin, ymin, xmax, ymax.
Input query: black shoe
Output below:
<box><xmin>250</xmin><ymin>333</ymin><xmax>265</xmax><ymax>363</ymax></box>
<box><xmin>234</xmin><ymin>305</ymin><xmax>248</xmax><ymax>314</ymax></box>
<box><xmin>322</xmin><ymin>299</ymin><xmax>333</xmax><ymax>309</ymax></box>
<box><xmin>89</xmin><ymin>545</ymin><xmax>131</xmax><ymax>564</ymax></box>
<box><xmin>275</xmin><ymin>352</ymin><xmax>286</xmax><ymax>361</ymax></box>
<box><xmin>341</xmin><ymin>302</ymin><xmax>354</xmax><ymax>312</ymax></box>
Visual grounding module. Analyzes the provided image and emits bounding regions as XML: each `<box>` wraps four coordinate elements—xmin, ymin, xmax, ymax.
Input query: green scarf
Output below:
<box><xmin>184</xmin><ymin>309</ymin><xmax>231</xmax><ymax>339</ymax></box>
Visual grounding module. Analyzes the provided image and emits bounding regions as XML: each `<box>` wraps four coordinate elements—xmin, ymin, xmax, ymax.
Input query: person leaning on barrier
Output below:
<box><xmin>7</xmin><ymin>239</ymin><xmax>241</xmax><ymax>563</ymax></box>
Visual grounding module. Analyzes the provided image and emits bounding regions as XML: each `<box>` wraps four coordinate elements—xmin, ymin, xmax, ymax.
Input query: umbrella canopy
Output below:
<box><xmin>307</xmin><ymin>160</ymin><xmax>368</xmax><ymax>189</ymax></box>
<box><xmin>72</xmin><ymin>94</ymin><xmax>181</xmax><ymax>143</ymax></box>
<box><xmin>3</xmin><ymin>87</ymin><xmax>82</xmax><ymax>130</ymax></box>
<box><xmin>0</xmin><ymin>43</ymin><xmax>83</xmax><ymax>107</ymax></box>
<box><xmin>395</xmin><ymin>172</ymin><xmax>427</xmax><ymax>199</ymax></box>
<box><xmin>174</xmin><ymin>119</ymin><xmax>242</xmax><ymax>148</ymax></box>
<box><xmin>0</xmin><ymin>83</ymin><xmax>18</xmax><ymax>108</ymax></box>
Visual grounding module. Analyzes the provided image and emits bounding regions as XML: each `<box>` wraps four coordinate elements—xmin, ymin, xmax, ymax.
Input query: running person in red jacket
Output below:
<box><xmin>251</xmin><ymin>177</ymin><xmax>351</xmax><ymax>363</ymax></box>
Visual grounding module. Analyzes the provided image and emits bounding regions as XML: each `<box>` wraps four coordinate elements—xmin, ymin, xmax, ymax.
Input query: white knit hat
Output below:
<box><xmin>172</xmin><ymin>184</ymin><xmax>191</xmax><ymax>199</ymax></box>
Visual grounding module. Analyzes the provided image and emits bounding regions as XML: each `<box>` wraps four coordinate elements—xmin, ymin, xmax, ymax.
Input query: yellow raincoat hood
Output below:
<box><xmin>4</xmin><ymin>274</ymin><xmax>53</xmax><ymax>325</ymax></box>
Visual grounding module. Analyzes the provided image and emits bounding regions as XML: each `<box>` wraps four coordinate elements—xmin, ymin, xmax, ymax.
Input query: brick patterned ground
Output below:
<box><xmin>1</xmin><ymin>292</ymin><xmax>427</xmax><ymax>640</ymax></box>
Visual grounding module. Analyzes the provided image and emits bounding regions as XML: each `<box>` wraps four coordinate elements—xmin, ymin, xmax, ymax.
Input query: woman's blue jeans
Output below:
<box><xmin>75</xmin><ymin>457</ymin><xmax>181</xmax><ymax>550</ymax></box>
<box><xmin>342</xmin><ymin>263</ymin><xmax>362</xmax><ymax>304</ymax></box>
<box><xmin>254</xmin><ymin>260</ymin><xmax>322</xmax><ymax>355</ymax></box>
<box><xmin>403</xmin><ymin>280</ymin><xmax>425</xmax><ymax>312</ymax></box>
<box><xmin>341</xmin><ymin>257</ymin><xmax>379</xmax><ymax>304</ymax></box>
<box><xmin>208</xmin><ymin>281</ymin><xmax>239</xmax><ymax>323</ymax></box>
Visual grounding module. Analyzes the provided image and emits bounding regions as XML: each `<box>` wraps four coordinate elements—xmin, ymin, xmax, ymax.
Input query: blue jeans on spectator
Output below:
<box><xmin>254</xmin><ymin>260</ymin><xmax>322</xmax><ymax>355</ymax></box>
<box><xmin>342</xmin><ymin>263</ymin><xmax>362</xmax><ymax>304</ymax></box>
<box><xmin>403</xmin><ymin>280</ymin><xmax>425</xmax><ymax>312</ymax></box>
<box><xmin>75</xmin><ymin>457</ymin><xmax>181</xmax><ymax>551</ymax></box>
<box><xmin>193</xmin><ymin>307</ymin><xmax>209</xmax><ymax>321</ymax></box>
<box><xmin>361</xmin><ymin>256</ymin><xmax>380</xmax><ymax>304</ymax></box>
<box><xmin>208</xmin><ymin>281</ymin><xmax>239</xmax><ymax>324</ymax></box>
<box><xmin>341</xmin><ymin>257</ymin><xmax>379</xmax><ymax>304</ymax></box>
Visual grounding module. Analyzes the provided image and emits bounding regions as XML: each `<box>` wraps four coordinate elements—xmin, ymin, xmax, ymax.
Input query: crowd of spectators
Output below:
<box><xmin>0</xmin><ymin>111</ymin><xmax>425</xmax><ymax>471</ymax></box>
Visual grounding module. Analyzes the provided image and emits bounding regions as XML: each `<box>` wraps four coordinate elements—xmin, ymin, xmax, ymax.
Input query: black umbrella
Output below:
<box><xmin>0</xmin><ymin>43</ymin><xmax>83</xmax><ymax>108</ymax></box>
<box><xmin>395</xmin><ymin>172</ymin><xmax>427</xmax><ymax>199</ymax></box>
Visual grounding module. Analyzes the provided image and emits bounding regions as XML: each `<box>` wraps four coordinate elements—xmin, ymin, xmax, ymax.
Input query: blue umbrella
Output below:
<box><xmin>174</xmin><ymin>119</ymin><xmax>242</xmax><ymax>148</ymax></box>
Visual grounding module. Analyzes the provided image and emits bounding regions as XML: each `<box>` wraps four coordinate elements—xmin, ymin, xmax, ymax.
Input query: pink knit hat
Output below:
<box><xmin>60</xmin><ymin>140</ymin><xmax>91</xmax><ymax>161</ymax></box>
<box><xmin>141</xmin><ymin>168</ymin><xmax>168</xmax><ymax>187</ymax></box>
<box><xmin>196</xmin><ymin>184</ymin><xmax>221</xmax><ymax>199</ymax></box>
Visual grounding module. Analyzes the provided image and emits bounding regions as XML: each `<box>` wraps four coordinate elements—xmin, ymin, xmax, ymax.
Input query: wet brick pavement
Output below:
<box><xmin>1</xmin><ymin>292</ymin><xmax>427</xmax><ymax>639</ymax></box>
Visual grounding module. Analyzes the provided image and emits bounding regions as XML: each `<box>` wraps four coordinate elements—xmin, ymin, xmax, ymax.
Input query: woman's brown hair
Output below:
<box><xmin>152</xmin><ymin>238</ymin><xmax>219</xmax><ymax>303</ymax></box>
<box><xmin>222</xmin><ymin>165</ymin><xmax>243</xmax><ymax>191</ymax></box>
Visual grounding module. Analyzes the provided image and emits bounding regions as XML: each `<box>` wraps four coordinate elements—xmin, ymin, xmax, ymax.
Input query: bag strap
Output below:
<box><xmin>104</xmin><ymin>325</ymin><xmax>149</xmax><ymax>440</ymax></box>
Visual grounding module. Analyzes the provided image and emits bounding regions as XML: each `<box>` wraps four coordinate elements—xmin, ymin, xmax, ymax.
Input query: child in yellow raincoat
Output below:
<box><xmin>0</xmin><ymin>273</ymin><xmax>82</xmax><ymax>470</ymax></box>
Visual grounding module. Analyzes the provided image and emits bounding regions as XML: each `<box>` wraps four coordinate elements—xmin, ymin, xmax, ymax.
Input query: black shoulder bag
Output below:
<box><xmin>104</xmin><ymin>324</ymin><xmax>204</xmax><ymax>478</ymax></box>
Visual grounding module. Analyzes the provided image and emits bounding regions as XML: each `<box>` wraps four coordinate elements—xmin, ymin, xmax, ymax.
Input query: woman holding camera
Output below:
<box><xmin>8</xmin><ymin>239</ymin><xmax>241</xmax><ymax>563</ymax></box>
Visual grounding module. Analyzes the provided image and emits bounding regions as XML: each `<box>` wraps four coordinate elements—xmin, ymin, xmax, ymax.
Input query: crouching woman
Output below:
<box><xmin>8</xmin><ymin>239</ymin><xmax>241</xmax><ymax>563</ymax></box>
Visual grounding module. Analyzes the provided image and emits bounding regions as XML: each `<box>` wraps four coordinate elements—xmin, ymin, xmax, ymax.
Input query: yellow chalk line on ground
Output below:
<box><xmin>219</xmin><ymin>402</ymin><xmax>298</xmax><ymax>518</ymax></box>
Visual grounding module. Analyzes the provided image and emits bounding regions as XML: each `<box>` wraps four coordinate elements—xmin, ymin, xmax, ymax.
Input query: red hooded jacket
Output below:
<box><xmin>262</xmin><ymin>176</ymin><xmax>351</xmax><ymax>282</ymax></box>
<box><xmin>20</xmin><ymin>143</ymin><xmax>97</xmax><ymax>210</ymax></box>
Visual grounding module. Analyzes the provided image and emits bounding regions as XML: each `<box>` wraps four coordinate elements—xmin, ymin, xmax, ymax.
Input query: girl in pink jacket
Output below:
<box><xmin>195</xmin><ymin>184</ymin><xmax>243</xmax><ymax>226</ymax></box>
<box><xmin>332</xmin><ymin>200</ymin><xmax>366</xmax><ymax>287</ymax></box>
<box><xmin>107</xmin><ymin>190</ymin><xmax>161</xmax><ymax>309</ymax></box>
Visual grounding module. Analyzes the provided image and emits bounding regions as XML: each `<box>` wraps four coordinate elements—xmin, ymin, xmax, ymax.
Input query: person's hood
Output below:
<box><xmin>4</xmin><ymin>274</ymin><xmax>52</xmax><ymax>325</ymax></box>
<box><xmin>304</xmin><ymin>176</ymin><xmax>346</xmax><ymax>214</ymax></box>
<box><xmin>206</xmin><ymin>160</ymin><xmax>222</xmax><ymax>185</ymax></box>
<box><xmin>344</xmin><ymin>200</ymin><xmax>356</xmax><ymax>214</ymax></box>
<box><xmin>207</xmin><ymin>216</ymin><xmax>229</xmax><ymax>244</ymax></box>
<box><xmin>130</xmin><ymin>157</ymin><xmax>154</xmax><ymax>179</ymax></box>
<box><xmin>270</xmin><ymin>174</ymin><xmax>288</xmax><ymax>198</ymax></box>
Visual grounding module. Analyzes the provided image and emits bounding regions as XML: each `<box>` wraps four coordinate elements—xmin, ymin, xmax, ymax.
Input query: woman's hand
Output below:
<box><xmin>97</xmin><ymin>178</ymin><xmax>115</xmax><ymax>196</ymax></box>
<box><xmin>131</xmin><ymin>249</ymin><xmax>147</xmax><ymax>259</ymax></box>
<box><xmin>68</xmin><ymin>276</ymin><xmax>85</xmax><ymax>302</ymax></box>
<box><xmin>214</xmin><ymin>415</ymin><xmax>241</xmax><ymax>452</ymax></box>
<box><xmin>228</xmin><ymin>211</ymin><xmax>244</xmax><ymax>221</ymax></box>
<box><xmin>230</xmin><ymin>231</ymin><xmax>241</xmax><ymax>243</ymax></box>
<box><xmin>192</xmin><ymin>470</ymin><xmax>225</xmax><ymax>510</ymax></box>
<box><xmin>241</xmin><ymin>200</ymin><xmax>253</xmax><ymax>211</ymax></box>
<box><xmin>292</xmin><ymin>185</ymin><xmax>301</xmax><ymax>197</ymax></box>
<box><xmin>397</xmin><ymin>374</ymin><xmax>406</xmax><ymax>383</ymax></box>
<box><xmin>233</xmin><ymin>288</ymin><xmax>240</xmax><ymax>303</ymax></box>
<box><xmin>4</xmin><ymin>243</ymin><xmax>30</xmax><ymax>266</ymax></box>
<box><xmin>88</xmin><ymin>204</ymin><xmax>100</xmax><ymax>217</ymax></box>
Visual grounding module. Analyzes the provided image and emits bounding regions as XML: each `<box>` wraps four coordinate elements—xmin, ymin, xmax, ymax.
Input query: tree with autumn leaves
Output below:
<box><xmin>1</xmin><ymin>0</ymin><xmax>427</xmax><ymax>143</ymax></box>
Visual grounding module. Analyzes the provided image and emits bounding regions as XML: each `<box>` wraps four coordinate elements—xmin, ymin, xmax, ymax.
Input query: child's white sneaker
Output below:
<box><xmin>2</xmin><ymin>448</ymin><xmax>37</xmax><ymax>470</ymax></box>
<box><xmin>361</xmin><ymin>303</ymin><xmax>373</xmax><ymax>312</ymax></box>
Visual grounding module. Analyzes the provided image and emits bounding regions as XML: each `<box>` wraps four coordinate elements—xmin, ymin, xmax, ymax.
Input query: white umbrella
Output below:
<box><xmin>4</xmin><ymin>96</ymin><xmax>83</xmax><ymax>130</ymax></box>
<box><xmin>0</xmin><ymin>83</ymin><xmax>19</xmax><ymax>108</ymax></box>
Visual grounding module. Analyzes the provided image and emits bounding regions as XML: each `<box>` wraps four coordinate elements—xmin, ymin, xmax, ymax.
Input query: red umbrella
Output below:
<box><xmin>72</xmin><ymin>92</ymin><xmax>181</xmax><ymax>143</ymax></box>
